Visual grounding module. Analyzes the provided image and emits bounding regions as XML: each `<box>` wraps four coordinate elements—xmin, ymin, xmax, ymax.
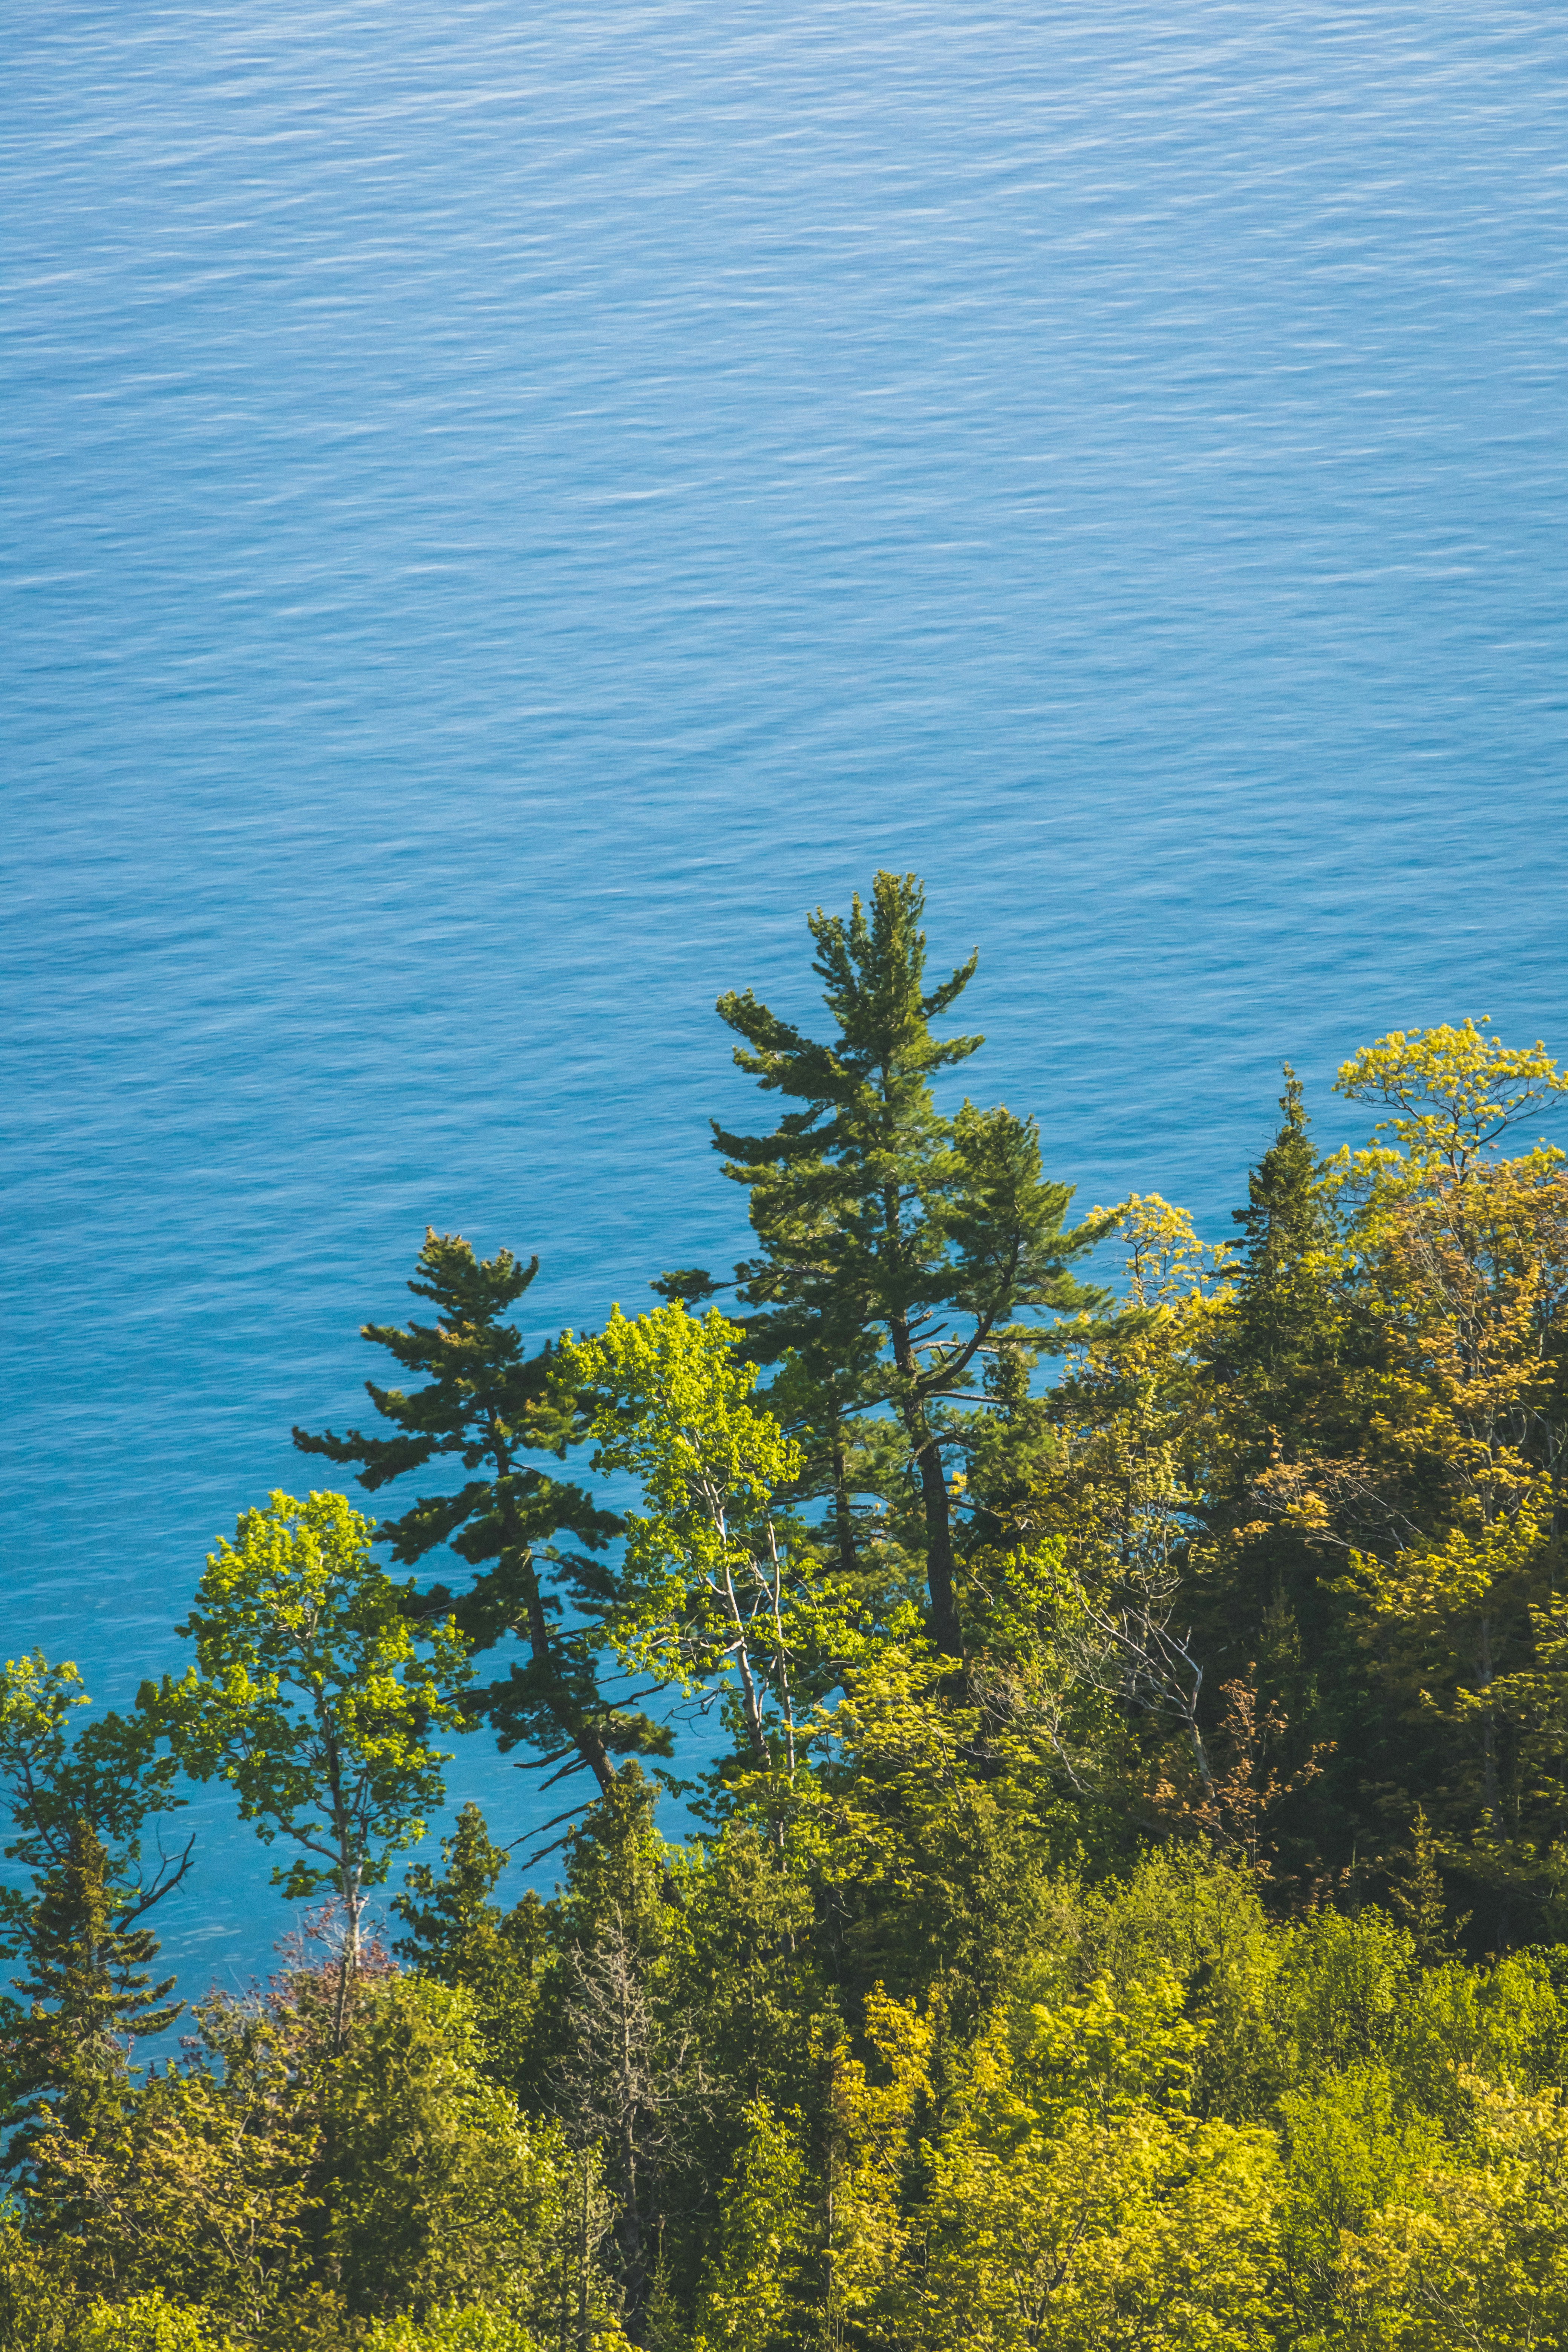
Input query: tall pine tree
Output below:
<box><xmin>700</xmin><ymin>873</ymin><xmax>1108</xmax><ymax>1656</ymax></box>
<box><xmin>295</xmin><ymin>1230</ymin><xmax>668</xmax><ymax>1794</ymax></box>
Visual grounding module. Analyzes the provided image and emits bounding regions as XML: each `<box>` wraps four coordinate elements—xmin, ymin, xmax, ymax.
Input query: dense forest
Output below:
<box><xmin>5</xmin><ymin>872</ymin><xmax>1568</xmax><ymax>2351</ymax></box>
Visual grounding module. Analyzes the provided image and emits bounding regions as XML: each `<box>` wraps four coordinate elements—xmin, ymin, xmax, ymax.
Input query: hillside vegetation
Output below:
<box><xmin>5</xmin><ymin>874</ymin><xmax>1568</xmax><ymax>2350</ymax></box>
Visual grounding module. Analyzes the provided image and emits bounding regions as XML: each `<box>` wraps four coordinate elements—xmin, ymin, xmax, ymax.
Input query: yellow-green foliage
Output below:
<box><xmin>925</xmin><ymin>2102</ymin><xmax>1281</xmax><ymax>2351</ymax></box>
<box><xmin>15</xmin><ymin>978</ymin><xmax>1568</xmax><ymax>2352</ymax></box>
<box><xmin>882</xmin><ymin>1971</ymin><xmax>1282</xmax><ymax>2351</ymax></box>
<box><xmin>72</xmin><ymin>2296</ymin><xmax>234</xmax><ymax>2350</ymax></box>
<box><xmin>359</xmin><ymin>2309</ymin><xmax>542</xmax><ymax>2351</ymax></box>
<box><xmin>0</xmin><ymin>2277</ymin><xmax>235</xmax><ymax>2352</ymax></box>
<box><xmin>0</xmin><ymin>2222</ymin><xmax>75</xmax><ymax>2352</ymax></box>
<box><xmin>690</xmin><ymin>2103</ymin><xmax>812</xmax><ymax>2352</ymax></box>
<box><xmin>361</xmin><ymin>2310</ymin><xmax>630</xmax><ymax>2352</ymax></box>
<box><xmin>325</xmin><ymin>1977</ymin><xmax>570</xmax><ymax>2322</ymax></box>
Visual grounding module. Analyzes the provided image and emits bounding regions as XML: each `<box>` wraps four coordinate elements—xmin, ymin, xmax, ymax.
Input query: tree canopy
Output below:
<box><xmin>7</xmin><ymin>875</ymin><xmax>1568</xmax><ymax>2352</ymax></box>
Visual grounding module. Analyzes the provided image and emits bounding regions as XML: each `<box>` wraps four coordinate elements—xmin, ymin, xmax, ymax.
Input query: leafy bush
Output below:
<box><xmin>73</xmin><ymin>2294</ymin><xmax>232</xmax><ymax>2350</ymax></box>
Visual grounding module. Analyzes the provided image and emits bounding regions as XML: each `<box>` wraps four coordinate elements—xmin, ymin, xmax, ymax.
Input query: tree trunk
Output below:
<box><xmin>517</xmin><ymin>1548</ymin><xmax>616</xmax><ymax>1797</ymax></box>
<box><xmin>830</xmin><ymin>1404</ymin><xmax>857</xmax><ymax>1579</ymax></box>
<box><xmin>888</xmin><ymin>1302</ymin><xmax>963</xmax><ymax>1657</ymax></box>
<box><xmin>1478</xmin><ymin>1611</ymin><xmax>1500</xmax><ymax>1829</ymax></box>
<box><xmin>911</xmin><ymin>1425</ymin><xmax>962</xmax><ymax>1657</ymax></box>
<box><xmin>497</xmin><ymin>1433</ymin><xmax>618</xmax><ymax>1799</ymax></box>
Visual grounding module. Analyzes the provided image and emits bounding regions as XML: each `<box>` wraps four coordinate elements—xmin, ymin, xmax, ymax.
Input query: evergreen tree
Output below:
<box><xmin>1200</xmin><ymin>1071</ymin><xmax>1367</xmax><ymax>1629</ymax></box>
<box><xmin>0</xmin><ymin>1655</ymin><xmax>191</xmax><ymax>2203</ymax></box>
<box><xmin>393</xmin><ymin>1802</ymin><xmax>548</xmax><ymax>2093</ymax></box>
<box><xmin>323</xmin><ymin>1977</ymin><xmax>573</xmax><ymax>2329</ymax></box>
<box><xmin>1194</xmin><ymin>1074</ymin><xmax>1387</xmax><ymax>1882</ymax></box>
<box><xmin>701</xmin><ymin>872</ymin><xmax>1109</xmax><ymax>1656</ymax></box>
<box><xmin>3</xmin><ymin>1817</ymin><xmax>181</xmax><ymax>2184</ymax></box>
<box><xmin>295</xmin><ymin>1230</ymin><xmax>667</xmax><ymax>1793</ymax></box>
<box><xmin>394</xmin><ymin>1800</ymin><xmax>512</xmax><ymax>1968</ymax></box>
<box><xmin>1226</xmin><ymin>1068</ymin><xmax>1345</xmax><ymax>1411</ymax></box>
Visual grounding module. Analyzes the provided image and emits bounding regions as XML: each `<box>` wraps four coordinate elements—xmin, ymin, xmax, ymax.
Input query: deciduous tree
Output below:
<box><xmin>149</xmin><ymin>1490</ymin><xmax>470</xmax><ymax>2039</ymax></box>
<box><xmin>560</xmin><ymin>1303</ymin><xmax>806</xmax><ymax>1772</ymax></box>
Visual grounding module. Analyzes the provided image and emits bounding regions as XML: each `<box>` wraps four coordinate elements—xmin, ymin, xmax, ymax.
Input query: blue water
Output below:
<box><xmin>4</xmin><ymin>0</ymin><xmax>1565</xmax><ymax>1992</ymax></box>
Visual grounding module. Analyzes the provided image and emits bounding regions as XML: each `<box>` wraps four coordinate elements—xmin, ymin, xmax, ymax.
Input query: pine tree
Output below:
<box><xmin>704</xmin><ymin>872</ymin><xmax>1109</xmax><ymax>1655</ymax></box>
<box><xmin>394</xmin><ymin>1800</ymin><xmax>512</xmax><ymax>1967</ymax></box>
<box><xmin>1197</xmin><ymin>1073</ymin><xmax>1390</xmax><ymax>1886</ymax></box>
<box><xmin>1224</xmin><ymin>1068</ymin><xmax>1348</xmax><ymax>1427</ymax></box>
<box><xmin>295</xmin><ymin>1229</ymin><xmax>668</xmax><ymax>1793</ymax></box>
<box><xmin>3</xmin><ymin>1818</ymin><xmax>181</xmax><ymax>2184</ymax></box>
<box><xmin>392</xmin><ymin>1801</ymin><xmax>548</xmax><ymax>2091</ymax></box>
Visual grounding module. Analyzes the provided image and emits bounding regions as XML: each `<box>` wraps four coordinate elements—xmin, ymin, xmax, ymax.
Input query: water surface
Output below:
<box><xmin>3</xmin><ymin>0</ymin><xmax>1565</xmax><ymax>1986</ymax></box>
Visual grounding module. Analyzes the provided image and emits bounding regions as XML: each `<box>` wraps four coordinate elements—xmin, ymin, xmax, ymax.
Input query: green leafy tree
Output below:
<box><xmin>704</xmin><ymin>871</ymin><xmax>1109</xmax><ymax>1656</ymax></box>
<box><xmin>560</xmin><ymin>1303</ymin><xmax>808</xmax><ymax>1772</ymax></box>
<box><xmin>364</xmin><ymin>2311</ymin><xmax>594</xmax><ymax>2352</ymax></box>
<box><xmin>148</xmin><ymin>1490</ymin><xmax>470</xmax><ymax>2037</ymax></box>
<box><xmin>801</xmin><ymin>1636</ymin><xmax>1070</xmax><ymax>2030</ymax></box>
<box><xmin>1327</xmin><ymin>2072</ymin><xmax>1568</xmax><ymax>2352</ymax></box>
<box><xmin>70</xmin><ymin>2295</ymin><xmax>234</xmax><ymax>2350</ymax></box>
<box><xmin>40</xmin><ymin>2010</ymin><xmax>321</xmax><ymax>2339</ymax></box>
<box><xmin>0</xmin><ymin>2224</ymin><xmax>75</xmax><ymax>2352</ymax></box>
<box><xmin>920</xmin><ymin>1997</ymin><xmax>1284</xmax><ymax>2351</ymax></box>
<box><xmin>294</xmin><ymin>1230</ymin><xmax>664</xmax><ymax>1797</ymax></box>
<box><xmin>984</xmin><ymin>1196</ymin><xmax>1252</xmax><ymax>1859</ymax></box>
<box><xmin>24</xmin><ymin>1941</ymin><xmax>602</xmax><ymax>2350</ymax></box>
<box><xmin>1222</xmin><ymin>1025</ymin><xmax>1568</xmax><ymax>1926</ymax></box>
